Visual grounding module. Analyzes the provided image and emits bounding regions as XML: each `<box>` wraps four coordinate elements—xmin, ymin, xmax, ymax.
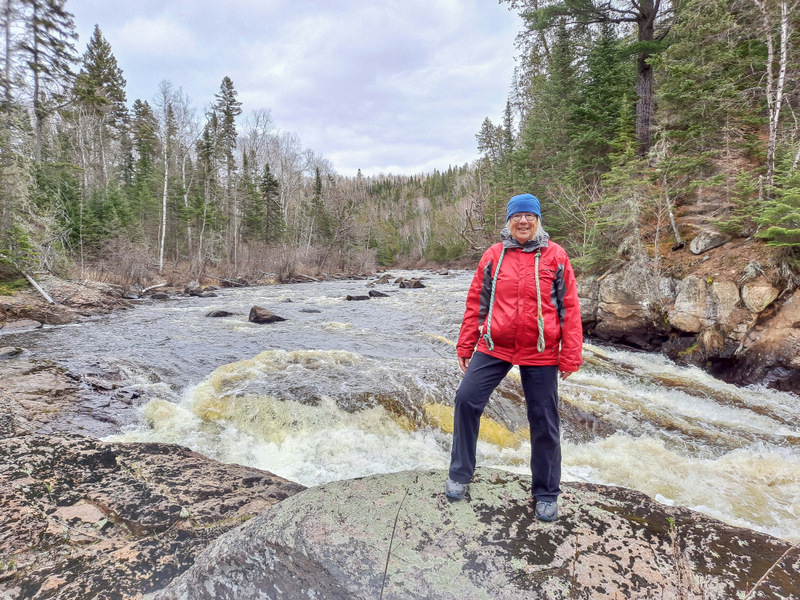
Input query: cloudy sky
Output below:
<box><xmin>66</xmin><ymin>0</ymin><xmax>522</xmax><ymax>177</ymax></box>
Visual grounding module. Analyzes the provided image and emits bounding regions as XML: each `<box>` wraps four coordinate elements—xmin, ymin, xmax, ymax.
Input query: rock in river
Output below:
<box><xmin>248</xmin><ymin>306</ymin><xmax>287</xmax><ymax>324</ymax></box>
<box><xmin>150</xmin><ymin>469</ymin><xmax>799</xmax><ymax>600</ymax></box>
<box><xmin>205</xmin><ymin>309</ymin><xmax>235</xmax><ymax>318</ymax></box>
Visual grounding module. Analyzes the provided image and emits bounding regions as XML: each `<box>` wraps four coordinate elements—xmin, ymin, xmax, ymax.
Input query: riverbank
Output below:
<box><xmin>2</xmin><ymin>271</ymin><xmax>799</xmax><ymax>599</ymax></box>
<box><xmin>0</xmin><ymin>269</ymin><xmax>383</xmax><ymax>332</ymax></box>
<box><xmin>0</xmin><ymin>275</ymin><xmax>133</xmax><ymax>330</ymax></box>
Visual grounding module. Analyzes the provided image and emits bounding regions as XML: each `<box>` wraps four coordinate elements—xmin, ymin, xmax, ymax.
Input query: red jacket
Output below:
<box><xmin>457</xmin><ymin>231</ymin><xmax>583</xmax><ymax>371</ymax></box>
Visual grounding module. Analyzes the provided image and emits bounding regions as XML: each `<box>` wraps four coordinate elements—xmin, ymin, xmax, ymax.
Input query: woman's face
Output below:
<box><xmin>509</xmin><ymin>213</ymin><xmax>538</xmax><ymax>244</ymax></box>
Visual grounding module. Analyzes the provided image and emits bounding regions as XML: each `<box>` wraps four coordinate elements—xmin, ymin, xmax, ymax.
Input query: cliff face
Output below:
<box><xmin>579</xmin><ymin>236</ymin><xmax>800</xmax><ymax>393</ymax></box>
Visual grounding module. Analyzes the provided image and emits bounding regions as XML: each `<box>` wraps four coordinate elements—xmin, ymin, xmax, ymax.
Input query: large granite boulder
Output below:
<box><xmin>730</xmin><ymin>289</ymin><xmax>800</xmax><ymax>391</ymax></box>
<box><xmin>0</xmin><ymin>434</ymin><xmax>304</xmax><ymax>600</ymax></box>
<box><xmin>150</xmin><ymin>469</ymin><xmax>798</xmax><ymax>600</ymax></box>
<box><xmin>742</xmin><ymin>280</ymin><xmax>780</xmax><ymax>313</ymax></box>
<box><xmin>0</xmin><ymin>358</ymin><xmax>142</xmax><ymax>438</ymax></box>
<box><xmin>668</xmin><ymin>275</ymin><xmax>708</xmax><ymax>333</ymax></box>
<box><xmin>591</xmin><ymin>267</ymin><xmax>672</xmax><ymax>349</ymax></box>
<box><xmin>689</xmin><ymin>229</ymin><xmax>731</xmax><ymax>255</ymax></box>
<box><xmin>667</xmin><ymin>276</ymin><xmax>744</xmax><ymax>335</ymax></box>
<box><xmin>577</xmin><ymin>275</ymin><xmax>599</xmax><ymax>325</ymax></box>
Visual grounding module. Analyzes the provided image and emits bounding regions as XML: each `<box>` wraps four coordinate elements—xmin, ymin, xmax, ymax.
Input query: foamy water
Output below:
<box><xmin>9</xmin><ymin>269</ymin><xmax>800</xmax><ymax>542</ymax></box>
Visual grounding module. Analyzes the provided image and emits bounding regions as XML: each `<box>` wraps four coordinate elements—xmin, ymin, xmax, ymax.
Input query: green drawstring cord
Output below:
<box><xmin>483</xmin><ymin>248</ymin><xmax>545</xmax><ymax>353</ymax></box>
<box><xmin>534</xmin><ymin>249</ymin><xmax>545</xmax><ymax>353</ymax></box>
<box><xmin>482</xmin><ymin>249</ymin><xmax>505</xmax><ymax>351</ymax></box>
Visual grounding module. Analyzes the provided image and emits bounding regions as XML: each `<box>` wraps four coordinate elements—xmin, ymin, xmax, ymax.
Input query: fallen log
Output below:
<box><xmin>22</xmin><ymin>272</ymin><xmax>55</xmax><ymax>304</ymax></box>
<box><xmin>142</xmin><ymin>282</ymin><xmax>168</xmax><ymax>293</ymax></box>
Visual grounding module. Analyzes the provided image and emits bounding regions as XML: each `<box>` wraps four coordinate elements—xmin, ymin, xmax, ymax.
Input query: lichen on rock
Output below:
<box><xmin>149</xmin><ymin>469</ymin><xmax>799</xmax><ymax>600</ymax></box>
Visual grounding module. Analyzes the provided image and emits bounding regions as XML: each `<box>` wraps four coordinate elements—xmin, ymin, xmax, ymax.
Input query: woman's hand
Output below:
<box><xmin>458</xmin><ymin>356</ymin><xmax>470</xmax><ymax>374</ymax></box>
<box><xmin>559</xmin><ymin>370</ymin><xmax>572</xmax><ymax>381</ymax></box>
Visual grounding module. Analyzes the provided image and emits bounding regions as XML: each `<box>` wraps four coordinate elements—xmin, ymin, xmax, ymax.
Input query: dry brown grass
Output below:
<box><xmin>72</xmin><ymin>242</ymin><xmax>381</xmax><ymax>288</ymax></box>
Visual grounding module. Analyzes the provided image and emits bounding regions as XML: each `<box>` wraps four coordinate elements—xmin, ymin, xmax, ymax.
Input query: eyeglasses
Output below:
<box><xmin>510</xmin><ymin>213</ymin><xmax>538</xmax><ymax>222</ymax></box>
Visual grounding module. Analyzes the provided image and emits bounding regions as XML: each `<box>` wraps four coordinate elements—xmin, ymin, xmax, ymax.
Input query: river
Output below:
<box><xmin>6</xmin><ymin>269</ymin><xmax>800</xmax><ymax>543</ymax></box>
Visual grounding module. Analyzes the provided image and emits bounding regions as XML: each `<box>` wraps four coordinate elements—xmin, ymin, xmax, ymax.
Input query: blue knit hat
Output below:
<box><xmin>506</xmin><ymin>193</ymin><xmax>541</xmax><ymax>221</ymax></box>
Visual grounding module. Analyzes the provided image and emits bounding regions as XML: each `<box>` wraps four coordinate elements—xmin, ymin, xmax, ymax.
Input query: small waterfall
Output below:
<box><xmin>9</xmin><ymin>270</ymin><xmax>799</xmax><ymax>542</ymax></box>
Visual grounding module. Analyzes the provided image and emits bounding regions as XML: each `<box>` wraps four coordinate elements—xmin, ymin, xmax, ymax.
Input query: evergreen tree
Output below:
<box><xmin>239</xmin><ymin>149</ymin><xmax>263</xmax><ymax>242</ymax></box>
<box><xmin>212</xmin><ymin>76</ymin><xmax>242</xmax><ymax>259</ymax></box>
<box><xmin>213</xmin><ymin>76</ymin><xmax>241</xmax><ymax>181</ymax></box>
<box><xmin>128</xmin><ymin>99</ymin><xmax>159</xmax><ymax>236</ymax></box>
<box><xmin>569</xmin><ymin>25</ymin><xmax>636</xmax><ymax>175</ymax></box>
<box><xmin>513</xmin><ymin>21</ymin><xmax>581</xmax><ymax>218</ymax></box>
<box><xmin>310</xmin><ymin>166</ymin><xmax>332</xmax><ymax>242</ymax></box>
<box><xmin>505</xmin><ymin>0</ymin><xmax>674</xmax><ymax>154</ymax></box>
<box><xmin>74</xmin><ymin>24</ymin><xmax>127</xmax><ymax>125</ymax></box>
<box><xmin>260</xmin><ymin>163</ymin><xmax>282</xmax><ymax>243</ymax></box>
<box><xmin>17</xmin><ymin>0</ymin><xmax>78</xmax><ymax>162</ymax></box>
<box><xmin>758</xmin><ymin>154</ymin><xmax>800</xmax><ymax>254</ymax></box>
<box><xmin>654</xmin><ymin>0</ymin><xmax>755</xmax><ymax>155</ymax></box>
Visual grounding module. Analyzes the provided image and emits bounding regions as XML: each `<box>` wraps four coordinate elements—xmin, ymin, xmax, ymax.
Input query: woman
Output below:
<box><xmin>445</xmin><ymin>193</ymin><xmax>583</xmax><ymax>522</ymax></box>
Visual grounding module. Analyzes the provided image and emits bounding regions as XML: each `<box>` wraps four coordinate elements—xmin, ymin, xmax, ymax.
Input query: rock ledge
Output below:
<box><xmin>151</xmin><ymin>468</ymin><xmax>799</xmax><ymax>600</ymax></box>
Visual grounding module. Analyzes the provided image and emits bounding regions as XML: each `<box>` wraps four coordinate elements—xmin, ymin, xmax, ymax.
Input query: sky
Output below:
<box><xmin>66</xmin><ymin>0</ymin><xmax>523</xmax><ymax>178</ymax></box>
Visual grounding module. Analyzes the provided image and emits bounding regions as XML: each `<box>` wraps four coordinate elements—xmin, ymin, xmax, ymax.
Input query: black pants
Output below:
<box><xmin>448</xmin><ymin>351</ymin><xmax>561</xmax><ymax>501</ymax></box>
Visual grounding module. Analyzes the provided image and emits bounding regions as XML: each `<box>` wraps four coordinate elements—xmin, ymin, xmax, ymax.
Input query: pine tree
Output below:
<box><xmin>189</xmin><ymin>115</ymin><xmax>221</xmax><ymax>266</ymax></box>
<box><xmin>17</xmin><ymin>0</ymin><xmax>78</xmax><ymax>162</ymax></box>
<box><xmin>74</xmin><ymin>25</ymin><xmax>127</xmax><ymax>124</ymax></box>
<box><xmin>505</xmin><ymin>0</ymin><xmax>674</xmax><ymax>155</ymax></box>
<box><xmin>260</xmin><ymin>163</ymin><xmax>283</xmax><ymax>243</ymax></box>
<box><xmin>212</xmin><ymin>76</ymin><xmax>242</xmax><ymax>261</ymax></box>
<box><xmin>68</xmin><ymin>25</ymin><xmax>128</xmax><ymax>194</ymax></box>
<box><xmin>213</xmin><ymin>76</ymin><xmax>241</xmax><ymax>181</ymax></box>
<box><xmin>128</xmin><ymin>99</ymin><xmax>159</xmax><ymax>237</ymax></box>
<box><xmin>654</xmin><ymin>0</ymin><xmax>754</xmax><ymax>155</ymax></box>
<box><xmin>569</xmin><ymin>25</ymin><xmax>636</xmax><ymax>175</ymax></box>
<box><xmin>311</xmin><ymin>166</ymin><xmax>332</xmax><ymax>242</ymax></box>
<box><xmin>513</xmin><ymin>22</ymin><xmax>580</xmax><ymax>202</ymax></box>
<box><xmin>758</xmin><ymin>154</ymin><xmax>800</xmax><ymax>253</ymax></box>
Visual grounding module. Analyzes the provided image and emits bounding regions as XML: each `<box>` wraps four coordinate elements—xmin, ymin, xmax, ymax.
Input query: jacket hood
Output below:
<box><xmin>500</xmin><ymin>226</ymin><xmax>550</xmax><ymax>252</ymax></box>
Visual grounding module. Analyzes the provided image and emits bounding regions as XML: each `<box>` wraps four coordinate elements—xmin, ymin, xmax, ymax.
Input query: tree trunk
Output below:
<box><xmin>3</xmin><ymin>0</ymin><xmax>11</xmax><ymax>109</ymax></box>
<box><xmin>635</xmin><ymin>56</ymin><xmax>653</xmax><ymax>155</ymax></box>
<box><xmin>635</xmin><ymin>0</ymin><xmax>657</xmax><ymax>155</ymax></box>
<box><xmin>32</xmin><ymin>3</ymin><xmax>42</xmax><ymax>163</ymax></box>
<box><xmin>753</xmin><ymin>0</ymin><xmax>796</xmax><ymax>186</ymax></box>
<box><xmin>159</xmin><ymin>141</ymin><xmax>168</xmax><ymax>272</ymax></box>
<box><xmin>182</xmin><ymin>153</ymin><xmax>193</xmax><ymax>254</ymax></box>
<box><xmin>98</xmin><ymin>113</ymin><xmax>108</xmax><ymax>187</ymax></box>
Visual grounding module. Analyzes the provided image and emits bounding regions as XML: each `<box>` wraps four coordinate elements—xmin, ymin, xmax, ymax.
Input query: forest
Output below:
<box><xmin>1</xmin><ymin>0</ymin><xmax>799</xmax><ymax>287</ymax></box>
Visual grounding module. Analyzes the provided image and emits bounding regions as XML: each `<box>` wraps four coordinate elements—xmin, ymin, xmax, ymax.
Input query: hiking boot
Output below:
<box><xmin>445</xmin><ymin>478</ymin><xmax>467</xmax><ymax>500</ymax></box>
<box><xmin>535</xmin><ymin>500</ymin><xmax>558</xmax><ymax>522</ymax></box>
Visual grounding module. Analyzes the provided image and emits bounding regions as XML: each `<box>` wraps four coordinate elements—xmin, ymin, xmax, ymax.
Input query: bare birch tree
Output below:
<box><xmin>751</xmin><ymin>0</ymin><xmax>800</xmax><ymax>186</ymax></box>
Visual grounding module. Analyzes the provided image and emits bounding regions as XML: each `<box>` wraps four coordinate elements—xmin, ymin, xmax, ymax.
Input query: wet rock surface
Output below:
<box><xmin>150</xmin><ymin>469</ymin><xmax>799</xmax><ymax>600</ymax></box>
<box><xmin>0</xmin><ymin>357</ymin><xmax>140</xmax><ymax>438</ymax></box>
<box><xmin>0</xmin><ymin>434</ymin><xmax>305</xmax><ymax>600</ymax></box>
<box><xmin>248</xmin><ymin>305</ymin><xmax>287</xmax><ymax>324</ymax></box>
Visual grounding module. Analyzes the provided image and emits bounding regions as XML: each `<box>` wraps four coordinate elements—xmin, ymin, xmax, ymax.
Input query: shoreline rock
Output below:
<box><xmin>1</xmin><ymin>275</ymin><xmax>131</xmax><ymax>329</ymax></box>
<box><xmin>0</xmin><ymin>434</ymin><xmax>304</xmax><ymax>600</ymax></box>
<box><xmin>149</xmin><ymin>469</ymin><xmax>800</xmax><ymax>600</ymax></box>
<box><xmin>580</xmin><ymin>260</ymin><xmax>800</xmax><ymax>393</ymax></box>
